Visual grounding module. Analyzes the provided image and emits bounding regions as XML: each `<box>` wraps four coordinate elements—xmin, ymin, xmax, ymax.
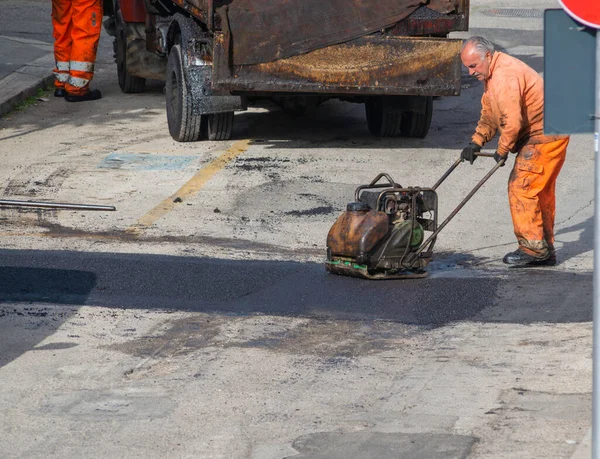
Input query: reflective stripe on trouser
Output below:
<box><xmin>52</xmin><ymin>0</ymin><xmax>102</xmax><ymax>95</ymax></box>
<box><xmin>53</xmin><ymin>61</ymin><xmax>70</xmax><ymax>87</ymax></box>
<box><xmin>68</xmin><ymin>75</ymin><xmax>91</xmax><ymax>88</ymax></box>
<box><xmin>507</xmin><ymin>138</ymin><xmax>569</xmax><ymax>257</ymax></box>
<box><xmin>67</xmin><ymin>61</ymin><xmax>93</xmax><ymax>88</ymax></box>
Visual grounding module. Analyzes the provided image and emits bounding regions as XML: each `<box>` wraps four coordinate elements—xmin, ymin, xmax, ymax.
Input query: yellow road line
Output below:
<box><xmin>126</xmin><ymin>139</ymin><xmax>250</xmax><ymax>235</ymax></box>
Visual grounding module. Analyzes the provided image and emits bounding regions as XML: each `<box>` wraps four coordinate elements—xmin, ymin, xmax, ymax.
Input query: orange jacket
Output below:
<box><xmin>471</xmin><ymin>52</ymin><xmax>566</xmax><ymax>155</ymax></box>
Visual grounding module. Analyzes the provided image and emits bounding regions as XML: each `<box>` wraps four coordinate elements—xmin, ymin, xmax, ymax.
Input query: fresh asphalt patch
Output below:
<box><xmin>0</xmin><ymin>249</ymin><xmax>590</xmax><ymax>326</ymax></box>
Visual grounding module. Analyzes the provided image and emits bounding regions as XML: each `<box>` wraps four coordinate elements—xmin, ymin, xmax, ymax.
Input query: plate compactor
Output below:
<box><xmin>326</xmin><ymin>153</ymin><xmax>505</xmax><ymax>279</ymax></box>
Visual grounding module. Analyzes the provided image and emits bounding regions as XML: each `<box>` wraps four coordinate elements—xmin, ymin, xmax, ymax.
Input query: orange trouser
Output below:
<box><xmin>52</xmin><ymin>0</ymin><xmax>103</xmax><ymax>95</ymax></box>
<box><xmin>508</xmin><ymin>138</ymin><xmax>569</xmax><ymax>257</ymax></box>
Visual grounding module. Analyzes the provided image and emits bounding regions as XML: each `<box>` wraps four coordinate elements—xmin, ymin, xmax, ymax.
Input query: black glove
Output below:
<box><xmin>493</xmin><ymin>152</ymin><xmax>507</xmax><ymax>166</ymax></box>
<box><xmin>460</xmin><ymin>143</ymin><xmax>481</xmax><ymax>165</ymax></box>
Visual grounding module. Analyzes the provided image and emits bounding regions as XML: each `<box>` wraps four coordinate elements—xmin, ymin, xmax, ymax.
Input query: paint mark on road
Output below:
<box><xmin>98</xmin><ymin>153</ymin><xmax>198</xmax><ymax>171</ymax></box>
<box><xmin>126</xmin><ymin>139</ymin><xmax>250</xmax><ymax>234</ymax></box>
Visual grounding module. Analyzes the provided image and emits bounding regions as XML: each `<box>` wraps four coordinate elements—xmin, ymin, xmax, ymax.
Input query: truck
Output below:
<box><xmin>103</xmin><ymin>0</ymin><xmax>469</xmax><ymax>142</ymax></box>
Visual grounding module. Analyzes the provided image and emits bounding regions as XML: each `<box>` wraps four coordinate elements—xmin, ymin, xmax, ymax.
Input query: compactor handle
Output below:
<box><xmin>418</xmin><ymin>155</ymin><xmax>506</xmax><ymax>256</ymax></box>
<box><xmin>432</xmin><ymin>151</ymin><xmax>502</xmax><ymax>191</ymax></box>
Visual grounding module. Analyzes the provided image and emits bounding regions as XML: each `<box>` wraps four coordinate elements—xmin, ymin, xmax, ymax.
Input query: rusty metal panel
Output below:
<box><xmin>185</xmin><ymin>0</ymin><xmax>206</xmax><ymax>9</ymax></box>
<box><xmin>390</xmin><ymin>13</ymin><xmax>467</xmax><ymax>36</ymax></box>
<box><xmin>171</xmin><ymin>0</ymin><xmax>209</xmax><ymax>24</ymax></box>
<box><xmin>120</xmin><ymin>0</ymin><xmax>147</xmax><ymax>22</ymax></box>
<box><xmin>388</xmin><ymin>1</ymin><xmax>469</xmax><ymax>36</ymax></box>
<box><xmin>218</xmin><ymin>0</ymin><xmax>425</xmax><ymax>65</ymax></box>
<box><xmin>213</xmin><ymin>36</ymin><xmax>462</xmax><ymax>97</ymax></box>
<box><xmin>173</xmin><ymin>0</ymin><xmax>223</xmax><ymax>30</ymax></box>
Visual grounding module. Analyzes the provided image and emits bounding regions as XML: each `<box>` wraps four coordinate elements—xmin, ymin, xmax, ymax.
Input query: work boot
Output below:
<box><xmin>502</xmin><ymin>249</ymin><xmax>554</xmax><ymax>267</ymax></box>
<box><xmin>54</xmin><ymin>88</ymin><xmax>66</xmax><ymax>97</ymax></box>
<box><xmin>65</xmin><ymin>89</ymin><xmax>102</xmax><ymax>102</ymax></box>
<box><xmin>547</xmin><ymin>245</ymin><xmax>557</xmax><ymax>265</ymax></box>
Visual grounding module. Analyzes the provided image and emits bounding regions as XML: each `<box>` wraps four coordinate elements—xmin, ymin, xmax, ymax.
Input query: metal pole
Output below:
<box><xmin>593</xmin><ymin>28</ymin><xmax>600</xmax><ymax>459</ymax></box>
<box><xmin>0</xmin><ymin>200</ymin><xmax>116</xmax><ymax>211</ymax></box>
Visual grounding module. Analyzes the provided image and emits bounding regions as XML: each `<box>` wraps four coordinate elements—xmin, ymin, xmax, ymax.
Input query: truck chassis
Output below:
<box><xmin>104</xmin><ymin>0</ymin><xmax>469</xmax><ymax>141</ymax></box>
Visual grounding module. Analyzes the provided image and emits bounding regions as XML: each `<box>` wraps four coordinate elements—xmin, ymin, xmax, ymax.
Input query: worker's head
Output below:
<box><xmin>461</xmin><ymin>37</ymin><xmax>495</xmax><ymax>81</ymax></box>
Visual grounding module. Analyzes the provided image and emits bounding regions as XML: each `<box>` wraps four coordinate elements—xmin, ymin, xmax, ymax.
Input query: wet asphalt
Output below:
<box><xmin>0</xmin><ymin>248</ymin><xmax>591</xmax><ymax>326</ymax></box>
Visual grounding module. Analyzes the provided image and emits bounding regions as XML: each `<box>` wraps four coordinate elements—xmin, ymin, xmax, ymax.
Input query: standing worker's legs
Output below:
<box><xmin>538</xmin><ymin>139</ymin><xmax>569</xmax><ymax>254</ymax></box>
<box><xmin>504</xmin><ymin>138</ymin><xmax>569</xmax><ymax>266</ymax></box>
<box><xmin>51</xmin><ymin>0</ymin><xmax>73</xmax><ymax>97</ymax></box>
<box><xmin>64</xmin><ymin>0</ymin><xmax>103</xmax><ymax>101</ymax></box>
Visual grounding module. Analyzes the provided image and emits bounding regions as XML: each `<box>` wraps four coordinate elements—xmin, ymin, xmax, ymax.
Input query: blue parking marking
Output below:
<box><xmin>98</xmin><ymin>153</ymin><xmax>198</xmax><ymax>171</ymax></box>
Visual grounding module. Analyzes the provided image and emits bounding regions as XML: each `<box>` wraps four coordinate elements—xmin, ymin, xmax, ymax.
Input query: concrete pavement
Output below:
<box><xmin>0</xmin><ymin>34</ymin><xmax>55</xmax><ymax>116</ymax></box>
<box><xmin>0</xmin><ymin>2</ymin><xmax>593</xmax><ymax>457</ymax></box>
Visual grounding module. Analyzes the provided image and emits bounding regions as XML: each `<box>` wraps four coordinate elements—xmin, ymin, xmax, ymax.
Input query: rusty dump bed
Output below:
<box><xmin>172</xmin><ymin>0</ymin><xmax>468</xmax><ymax>65</ymax></box>
<box><xmin>164</xmin><ymin>0</ymin><xmax>467</xmax><ymax>96</ymax></box>
<box><xmin>212</xmin><ymin>36</ymin><xmax>463</xmax><ymax>96</ymax></box>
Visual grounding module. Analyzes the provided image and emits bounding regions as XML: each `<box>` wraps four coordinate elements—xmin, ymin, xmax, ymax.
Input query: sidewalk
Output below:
<box><xmin>0</xmin><ymin>35</ymin><xmax>55</xmax><ymax>116</ymax></box>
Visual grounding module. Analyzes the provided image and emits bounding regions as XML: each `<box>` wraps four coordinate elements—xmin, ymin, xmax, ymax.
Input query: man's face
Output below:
<box><xmin>461</xmin><ymin>45</ymin><xmax>492</xmax><ymax>81</ymax></box>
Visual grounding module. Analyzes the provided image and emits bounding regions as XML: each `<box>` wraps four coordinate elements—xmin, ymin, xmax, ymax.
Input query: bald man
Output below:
<box><xmin>460</xmin><ymin>36</ymin><xmax>569</xmax><ymax>267</ymax></box>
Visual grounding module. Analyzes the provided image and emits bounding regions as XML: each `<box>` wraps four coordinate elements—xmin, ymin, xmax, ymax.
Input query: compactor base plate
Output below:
<box><xmin>325</xmin><ymin>259</ymin><xmax>428</xmax><ymax>280</ymax></box>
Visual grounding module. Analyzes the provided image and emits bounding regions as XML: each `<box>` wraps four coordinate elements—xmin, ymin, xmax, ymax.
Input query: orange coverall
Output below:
<box><xmin>52</xmin><ymin>0</ymin><xmax>103</xmax><ymax>95</ymax></box>
<box><xmin>471</xmin><ymin>52</ymin><xmax>569</xmax><ymax>258</ymax></box>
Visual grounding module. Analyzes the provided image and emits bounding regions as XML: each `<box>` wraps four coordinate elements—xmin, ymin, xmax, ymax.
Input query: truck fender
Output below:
<box><xmin>166</xmin><ymin>14</ymin><xmax>244</xmax><ymax>115</ymax></box>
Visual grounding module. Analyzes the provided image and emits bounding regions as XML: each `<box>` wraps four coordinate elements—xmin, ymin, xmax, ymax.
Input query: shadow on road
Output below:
<box><xmin>0</xmin><ymin>249</ymin><xmax>590</xmax><ymax>322</ymax></box>
<box><xmin>0</xmin><ymin>265</ymin><xmax>96</xmax><ymax>369</ymax></box>
<box><xmin>0</xmin><ymin>266</ymin><xmax>96</xmax><ymax>304</ymax></box>
<box><xmin>555</xmin><ymin>216</ymin><xmax>593</xmax><ymax>265</ymax></box>
<box><xmin>0</xmin><ymin>249</ymin><xmax>498</xmax><ymax>323</ymax></box>
<box><xmin>0</xmin><ymin>248</ymin><xmax>591</xmax><ymax>367</ymax></box>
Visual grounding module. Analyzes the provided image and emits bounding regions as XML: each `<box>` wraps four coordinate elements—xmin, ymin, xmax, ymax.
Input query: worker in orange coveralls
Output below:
<box><xmin>52</xmin><ymin>0</ymin><xmax>103</xmax><ymax>102</ymax></box>
<box><xmin>459</xmin><ymin>36</ymin><xmax>569</xmax><ymax>267</ymax></box>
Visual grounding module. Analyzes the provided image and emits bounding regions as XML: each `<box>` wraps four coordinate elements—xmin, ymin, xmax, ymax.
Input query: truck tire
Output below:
<box><xmin>166</xmin><ymin>44</ymin><xmax>202</xmax><ymax>142</ymax></box>
<box><xmin>114</xmin><ymin>2</ymin><xmax>146</xmax><ymax>93</ymax></box>
<box><xmin>202</xmin><ymin>112</ymin><xmax>234</xmax><ymax>141</ymax></box>
<box><xmin>365</xmin><ymin>97</ymin><xmax>402</xmax><ymax>137</ymax></box>
<box><xmin>400</xmin><ymin>96</ymin><xmax>433</xmax><ymax>138</ymax></box>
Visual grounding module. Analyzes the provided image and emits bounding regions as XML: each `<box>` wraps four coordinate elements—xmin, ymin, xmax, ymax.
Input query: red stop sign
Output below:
<box><xmin>558</xmin><ymin>0</ymin><xmax>600</xmax><ymax>28</ymax></box>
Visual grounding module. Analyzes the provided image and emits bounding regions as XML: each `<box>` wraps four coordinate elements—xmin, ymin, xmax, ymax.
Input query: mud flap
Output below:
<box><xmin>186</xmin><ymin>65</ymin><xmax>245</xmax><ymax>116</ymax></box>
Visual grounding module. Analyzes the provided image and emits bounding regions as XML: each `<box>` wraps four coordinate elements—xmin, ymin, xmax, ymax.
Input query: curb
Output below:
<box><xmin>0</xmin><ymin>54</ymin><xmax>55</xmax><ymax>117</ymax></box>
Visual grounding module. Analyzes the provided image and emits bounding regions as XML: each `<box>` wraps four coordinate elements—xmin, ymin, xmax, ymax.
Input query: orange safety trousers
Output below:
<box><xmin>52</xmin><ymin>0</ymin><xmax>102</xmax><ymax>95</ymax></box>
<box><xmin>508</xmin><ymin>138</ymin><xmax>569</xmax><ymax>258</ymax></box>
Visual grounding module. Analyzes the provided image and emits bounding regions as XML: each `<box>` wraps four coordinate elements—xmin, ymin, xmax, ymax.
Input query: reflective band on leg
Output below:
<box><xmin>68</xmin><ymin>76</ymin><xmax>90</xmax><ymax>88</ymax></box>
<box><xmin>70</xmin><ymin>61</ymin><xmax>94</xmax><ymax>72</ymax></box>
<box><xmin>54</xmin><ymin>72</ymin><xmax>69</xmax><ymax>82</ymax></box>
<box><xmin>56</xmin><ymin>61</ymin><xmax>70</xmax><ymax>71</ymax></box>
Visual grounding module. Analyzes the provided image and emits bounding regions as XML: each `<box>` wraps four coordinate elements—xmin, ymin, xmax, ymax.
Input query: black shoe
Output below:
<box><xmin>502</xmin><ymin>249</ymin><xmax>553</xmax><ymax>267</ymax></box>
<box><xmin>65</xmin><ymin>89</ymin><xmax>102</xmax><ymax>102</ymax></box>
<box><xmin>54</xmin><ymin>88</ymin><xmax>67</xmax><ymax>97</ymax></box>
<box><xmin>531</xmin><ymin>253</ymin><xmax>557</xmax><ymax>266</ymax></box>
